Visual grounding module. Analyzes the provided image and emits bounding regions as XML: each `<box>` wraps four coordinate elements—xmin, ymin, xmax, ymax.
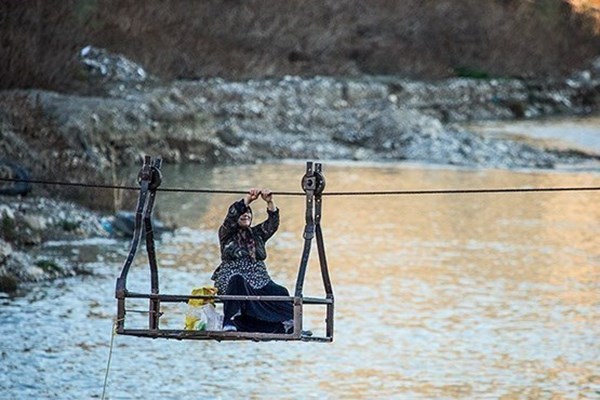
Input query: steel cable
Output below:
<box><xmin>1</xmin><ymin>176</ymin><xmax>599</xmax><ymax>197</ymax></box>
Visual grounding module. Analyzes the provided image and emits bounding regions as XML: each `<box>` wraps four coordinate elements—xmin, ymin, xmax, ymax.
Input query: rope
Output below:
<box><xmin>101</xmin><ymin>318</ymin><xmax>120</xmax><ymax>400</ymax></box>
<box><xmin>20</xmin><ymin>178</ymin><xmax>139</xmax><ymax>192</ymax></box>
<box><xmin>1</xmin><ymin>176</ymin><xmax>599</xmax><ymax>197</ymax></box>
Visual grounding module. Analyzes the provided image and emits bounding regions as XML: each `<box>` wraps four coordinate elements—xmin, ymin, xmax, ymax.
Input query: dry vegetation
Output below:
<box><xmin>1</xmin><ymin>0</ymin><xmax>599</xmax><ymax>92</ymax></box>
<box><xmin>0</xmin><ymin>92</ymin><xmax>122</xmax><ymax>209</ymax></box>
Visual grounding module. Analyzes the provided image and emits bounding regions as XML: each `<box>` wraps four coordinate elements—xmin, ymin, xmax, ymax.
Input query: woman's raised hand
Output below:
<box><xmin>261</xmin><ymin>189</ymin><xmax>276</xmax><ymax>211</ymax></box>
<box><xmin>244</xmin><ymin>188</ymin><xmax>261</xmax><ymax>205</ymax></box>
<box><xmin>260</xmin><ymin>189</ymin><xmax>273</xmax><ymax>203</ymax></box>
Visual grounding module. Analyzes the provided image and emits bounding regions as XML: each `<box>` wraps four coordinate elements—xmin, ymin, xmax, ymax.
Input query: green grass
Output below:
<box><xmin>59</xmin><ymin>220</ymin><xmax>80</xmax><ymax>232</ymax></box>
<box><xmin>453</xmin><ymin>66</ymin><xmax>491</xmax><ymax>80</ymax></box>
<box><xmin>1</xmin><ymin>214</ymin><xmax>17</xmax><ymax>242</ymax></box>
<box><xmin>35</xmin><ymin>260</ymin><xmax>62</xmax><ymax>274</ymax></box>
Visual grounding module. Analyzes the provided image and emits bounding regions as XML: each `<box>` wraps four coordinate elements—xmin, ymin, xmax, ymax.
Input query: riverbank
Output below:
<box><xmin>2</xmin><ymin>48</ymin><xmax>599</xmax><ymax>187</ymax></box>
<box><xmin>3</xmin><ymin>69</ymin><xmax>599</xmax><ymax>175</ymax></box>
<box><xmin>0</xmin><ymin>196</ymin><xmax>108</xmax><ymax>292</ymax></box>
<box><xmin>1</xmin><ymin>48</ymin><xmax>600</xmax><ymax>291</ymax></box>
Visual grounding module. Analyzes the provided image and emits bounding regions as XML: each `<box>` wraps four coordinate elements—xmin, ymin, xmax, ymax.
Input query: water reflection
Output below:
<box><xmin>1</xmin><ymin>161</ymin><xmax>599</xmax><ymax>399</ymax></box>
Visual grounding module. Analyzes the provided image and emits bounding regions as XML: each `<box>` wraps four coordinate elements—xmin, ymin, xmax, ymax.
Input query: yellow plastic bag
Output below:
<box><xmin>184</xmin><ymin>286</ymin><xmax>219</xmax><ymax>331</ymax></box>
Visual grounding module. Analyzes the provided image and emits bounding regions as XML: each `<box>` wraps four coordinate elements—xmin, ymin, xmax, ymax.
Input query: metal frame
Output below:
<box><xmin>115</xmin><ymin>157</ymin><xmax>334</xmax><ymax>342</ymax></box>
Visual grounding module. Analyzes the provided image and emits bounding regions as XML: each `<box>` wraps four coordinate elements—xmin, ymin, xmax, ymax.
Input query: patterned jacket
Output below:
<box><xmin>218</xmin><ymin>199</ymin><xmax>279</xmax><ymax>262</ymax></box>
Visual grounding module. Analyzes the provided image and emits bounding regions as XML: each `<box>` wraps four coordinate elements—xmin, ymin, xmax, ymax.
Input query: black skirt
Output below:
<box><xmin>223</xmin><ymin>274</ymin><xmax>294</xmax><ymax>333</ymax></box>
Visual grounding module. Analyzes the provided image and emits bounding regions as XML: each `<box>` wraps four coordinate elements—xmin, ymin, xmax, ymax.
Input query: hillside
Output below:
<box><xmin>1</xmin><ymin>0</ymin><xmax>599</xmax><ymax>92</ymax></box>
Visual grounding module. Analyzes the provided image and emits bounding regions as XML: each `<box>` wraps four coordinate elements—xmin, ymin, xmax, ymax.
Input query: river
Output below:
<box><xmin>465</xmin><ymin>116</ymin><xmax>600</xmax><ymax>154</ymax></box>
<box><xmin>1</xmin><ymin>127</ymin><xmax>599</xmax><ymax>399</ymax></box>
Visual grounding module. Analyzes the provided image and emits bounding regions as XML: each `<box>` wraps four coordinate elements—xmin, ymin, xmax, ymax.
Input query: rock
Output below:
<box><xmin>0</xmin><ymin>196</ymin><xmax>113</xmax><ymax>292</ymax></box>
<box><xmin>216</xmin><ymin>124</ymin><xmax>244</xmax><ymax>147</ymax></box>
<box><xmin>21</xmin><ymin>214</ymin><xmax>47</xmax><ymax>231</ymax></box>
<box><xmin>103</xmin><ymin>211</ymin><xmax>171</xmax><ymax>239</ymax></box>
<box><xmin>0</xmin><ymin>238</ymin><xmax>34</xmax><ymax>292</ymax></box>
<box><xmin>0</xmin><ymin>275</ymin><xmax>18</xmax><ymax>292</ymax></box>
<box><xmin>79</xmin><ymin>45</ymin><xmax>153</xmax><ymax>84</ymax></box>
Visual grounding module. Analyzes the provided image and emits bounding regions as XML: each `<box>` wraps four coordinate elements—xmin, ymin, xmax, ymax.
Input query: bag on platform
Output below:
<box><xmin>183</xmin><ymin>286</ymin><xmax>223</xmax><ymax>331</ymax></box>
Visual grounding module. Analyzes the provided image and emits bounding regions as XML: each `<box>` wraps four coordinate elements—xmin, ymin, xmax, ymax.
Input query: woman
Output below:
<box><xmin>211</xmin><ymin>188</ymin><xmax>293</xmax><ymax>333</ymax></box>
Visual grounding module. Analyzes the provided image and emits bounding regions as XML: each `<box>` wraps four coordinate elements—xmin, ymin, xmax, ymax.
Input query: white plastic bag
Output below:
<box><xmin>200</xmin><ymin>303</ymin><xmax>223</xmax><ymax>331</ymax></box>
<box><xmin>185</xmin><ymin>303</ymin><xmax>223</xmax><ymax>331</ymax></box>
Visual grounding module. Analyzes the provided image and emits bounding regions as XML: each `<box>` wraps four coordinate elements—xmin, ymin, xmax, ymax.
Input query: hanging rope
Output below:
<box><xmin>101</xmin><ymin>318</ymin><xmax>121</xmax><ymax>400</ymax></box>
<box><xmin>0</xmin><ymin>176</ymin><xmax>599</xmax><ymax>197</ymax></box>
